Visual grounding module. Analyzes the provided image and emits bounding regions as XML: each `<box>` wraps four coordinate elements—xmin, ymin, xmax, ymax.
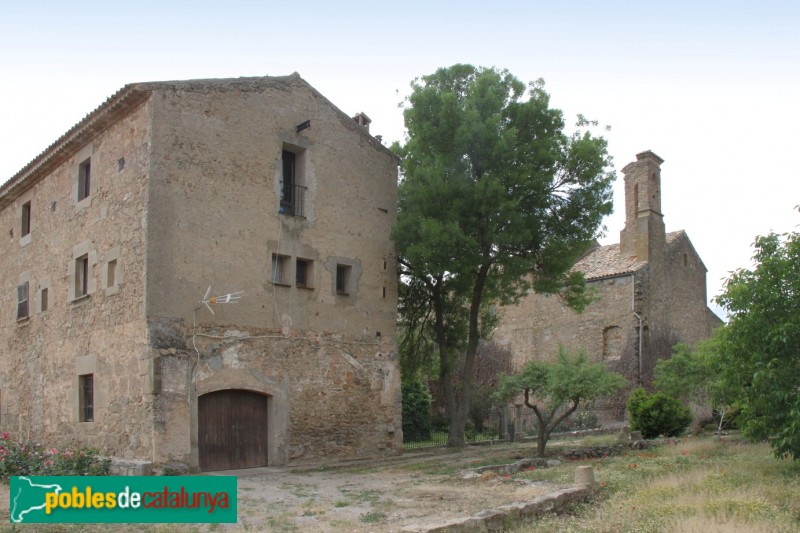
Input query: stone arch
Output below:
<box><xmin>192</xmin><ymin>368</ymin><xmax>289</xmax><ymax>468</ymax></box>
<box><xmin>602</xmin><ymin>326</ymin><xmax>623</xmax><ymax>361</ymax></box>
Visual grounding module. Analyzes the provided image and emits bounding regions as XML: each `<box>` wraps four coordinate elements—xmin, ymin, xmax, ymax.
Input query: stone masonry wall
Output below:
<box><xmin>150</xmin><ymin>323</ymin><xmax>401</xmax><ymax>467</ymax></box>
<box><xmin>496</xmin><ymin>276</ymin><xmax>638</xmax><ymax>421</ymax></box>
<box><xmin>0</xmin><ymin>99</ymin><xmax>155</xmax><ymax>458</ymax></box>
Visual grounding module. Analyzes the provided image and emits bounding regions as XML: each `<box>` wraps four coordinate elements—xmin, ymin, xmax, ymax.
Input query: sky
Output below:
<box><xmin>2</xmin><ymin>0</ymin><xmax>799</xmax><ymax>319</ymax></box>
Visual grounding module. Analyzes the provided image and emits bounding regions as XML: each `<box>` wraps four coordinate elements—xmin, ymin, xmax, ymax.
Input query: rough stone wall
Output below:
<box><xmin>0</xmin><ymin>100</ymin><xmax>154</xmax><ymax>457</ymax></box>
<box><xmin>143</xmin><ymin>77</ymin><xmax>401</xmax><ymax>467</ymax></box>
<box><xmin>150</xmin><ymin>326</ymin><xmax>400</xmax><ymax>467</ymax></box>
<box><xmin>657</xmin><ymin>234</ymin><xmax>714</xmax><ymax>359</ymax></box>
<box><xmin>495</xmin><ymin>276</ymin><xmax>638</xmax><ymax>420</ymax></box>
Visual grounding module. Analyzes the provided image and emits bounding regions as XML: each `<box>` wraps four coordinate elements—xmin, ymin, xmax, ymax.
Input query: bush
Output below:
<box><xmin>0</xmin><ymin>433</ymin><xmax>111</xmax><ymax>481</ymax></box>
<box><xmin>401</xmin><ymin>379</ymin><xmax>433</xmax><ymax>442</ymax></box>
<box><xmin>627</xmin><ymin>387</ymin><xmax>692</xmax><ymax>439</ymax></box>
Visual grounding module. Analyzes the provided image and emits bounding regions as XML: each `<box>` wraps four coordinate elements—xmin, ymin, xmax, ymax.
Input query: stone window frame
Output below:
<box><xmin>602</xmin><ymin>325</ymin><xmax>623</xmax><ymax>361</ymax></box>
<box><xmin>69</xmin><ymin>240</ymin><xmax>97</xmax><ymax>303</ymax></box>
<box><xmin>324</xmin><ymin>257</ymin><xmax>362</xmax><ymax>298</ymax></box>
<box><xmin>74</xmin><ymin>355</ymin><xmax>98</xmax><ymax>424</ymax></box>
<box><xmin>18</xmin><ymin>187</ymin><xmax>34</xmax><ymax>247</ymax></box>
<box><xmin>102</xmin><ymin>246</ymin><xmax>123</xmax><ymax>296</ymax></box>
<box><xmin>295</xmin><ymin>257</ymin><xmax>314</xmax><ymax>289</ymax></box>
<box><xmin>279</xmin><ymin>143</ymin><xmax>307</xmax><ymax>217</ymax></box>
<box><xmin>336</xmin><ymin>264</ymin><xmax>351</xmax><ymax>295</ymax></box>
<box><xmin>73</xmin><ymin>143</ymin><xmax>93</xmax><ymax>211</ymax></box>
<box><xmin>38</xmin><ymin>277</ymin><xmax>50</xmax><ymax>313</ymax></box>
<box><xmin>16</xmin><ymin>272</ymin><xmax>30</xmax><ymax>322</ymax></box>
<box><xmin>271</xmin><ymin>253</ymin><xmax>292</xmax><ymax>286</ymax></box>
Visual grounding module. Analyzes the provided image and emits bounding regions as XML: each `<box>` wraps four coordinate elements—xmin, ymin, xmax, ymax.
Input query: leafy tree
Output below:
<box><xmin>401</xmin><ymin>378</ymin><xmax>433</xmax><ymax>442</ymax></box>
<box><xmin>393</xmin><ymin>64</ymin><xmax>614</xmax><ymax>446</ymax></box>
<box><xmin>654</xmin><ymin>340</ymin><xmax>738</xmax><ymax>432</ymax></box>
<box><xmin>494</xmin><ymin>347</ymin><xmax>626</xmax><ymax>456</ymax></box>
<box><xmin>627</xmin><ymin>387</ymin><xmax>692</xmax><ymax>439</ymax></box>
<box><xmin>715</xmin><ymin>226</ymin><xmax>800</xmax><ymax>458</ymax></box>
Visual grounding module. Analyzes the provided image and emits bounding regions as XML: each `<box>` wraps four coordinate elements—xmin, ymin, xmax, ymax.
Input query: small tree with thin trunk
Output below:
<box><xmin>494</xmin><ymin>347</ymin><xmax>626</xmax><ymax>457</ymax></box>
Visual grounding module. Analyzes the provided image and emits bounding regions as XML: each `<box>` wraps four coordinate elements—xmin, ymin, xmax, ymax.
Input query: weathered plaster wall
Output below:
<box><xmin>143</xmin><ymin>77</ymin><xmax>401</xmax><ymax>467</ymax></box>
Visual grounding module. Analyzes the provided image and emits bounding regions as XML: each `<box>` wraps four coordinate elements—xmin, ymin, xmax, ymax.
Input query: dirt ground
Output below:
<box><xmin>0</xmin><ymin>444</ymin><xmax>572</xmax><ymax>532</ymax></box>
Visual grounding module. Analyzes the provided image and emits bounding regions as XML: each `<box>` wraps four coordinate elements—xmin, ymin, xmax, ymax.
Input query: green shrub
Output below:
<box><xmin>401</xmin><ymin>379</ymin><xmax>433</xmax><ymax>442</ymax></box>
<box><xmin>627</xmin><ymin>387</ymin><xmax>692</xmax><ymax>439</ymax></box>
<box><xmin>0</xmin><ymin>432</ymin><xmax>111</xmax><ymax>481</ymax></box>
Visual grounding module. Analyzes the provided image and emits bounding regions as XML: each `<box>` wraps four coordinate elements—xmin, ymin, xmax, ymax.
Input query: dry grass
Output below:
<box><xmin>515</xmin><ymin>436</ymin><xmax>800</xmax><ymax>532</ymax></box>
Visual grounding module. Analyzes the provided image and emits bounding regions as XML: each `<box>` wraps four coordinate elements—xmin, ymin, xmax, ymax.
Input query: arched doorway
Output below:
<box><xmin>198</xmin><ymin>389</ymin><xmax>269</xmax><ymax>471</ymax></box>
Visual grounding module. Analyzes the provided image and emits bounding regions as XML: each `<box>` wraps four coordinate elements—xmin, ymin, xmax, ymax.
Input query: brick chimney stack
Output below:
<box><xmin>619</xmin><ymin>150</ymin><xmax>666</xmax><ymax>262</ymax></box>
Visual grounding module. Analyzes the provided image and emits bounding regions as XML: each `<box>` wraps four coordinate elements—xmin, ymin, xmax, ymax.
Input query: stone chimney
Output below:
<box><xmin>353</xmin><ymin>112</ymin><xmax>371</xmax><ymax>132</ymax></box>
<box><xmin>619</xmin><ymin>151</ymin><xmax>666</xmax><ymax>262</ymax></box>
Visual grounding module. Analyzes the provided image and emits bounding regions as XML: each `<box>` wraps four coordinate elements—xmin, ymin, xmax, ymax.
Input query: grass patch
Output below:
<box><xmin>511</xmin><ymin>435</ymin><xmax>800</xmax><ymax>532</ymax></box>
<box><xmin>359</xmin><ymin>510</ymin><xmax>387</xmax><ymax>523</ymax></box>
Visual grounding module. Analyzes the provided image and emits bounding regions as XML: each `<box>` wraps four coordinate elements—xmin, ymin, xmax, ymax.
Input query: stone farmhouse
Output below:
<box><xmin>496</xmin><ymin>151</ymin><xmax>722</xmax><ymax>420</ymax></box>
<box><xmin>0</xmin><ymin>74</ymin><xmax>402</xmax><ymax>472</ymax></box>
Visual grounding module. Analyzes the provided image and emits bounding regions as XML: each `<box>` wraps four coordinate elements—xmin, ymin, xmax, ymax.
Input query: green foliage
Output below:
<box><xmin>0</xmin><ymin>432</ymin><xmax>111</xmax><ymax>481</ymax></box>
<box><xmin>393</xmin><ymin>64</ymin><xmax>614</xmax><ymax>445</ymax></box>
<box><xmin>655</xmin><ymin>340</ymin><xmax>739</xmax><ymax>432</ymax></box>
<box><xmin>627</xmin><ymin>387</ymin><xmax>693</xmax><ymax>439</ymax></box>
<box><xmin>401</xmin><ymin>378</ymin><xmax>433</xmax><ymax>442</ymax></box>
<box><xmin>654</xmin><ymin>342</ymin><xmax>714</xmax><ymax>403</ymax></box>
<box><xmin>715</xmin><ymin>225</ymin><xmax>800</xmax><ymax>458</ymax></box>
<box><xmin>494</xmin><ymin>347</ymin><xmax>626</xmax><ymax>455</ymax></box>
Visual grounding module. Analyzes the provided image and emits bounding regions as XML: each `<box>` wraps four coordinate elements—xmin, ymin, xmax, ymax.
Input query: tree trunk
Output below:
<box><xmin>537</xmin><ymin>429</ymin><xmax>548</xmax><ymax>457</ymax></box>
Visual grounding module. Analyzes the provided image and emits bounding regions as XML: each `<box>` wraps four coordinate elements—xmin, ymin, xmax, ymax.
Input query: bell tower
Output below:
<box><xmin>619</xmin><ymin>150</ymin><xmax>665</xmax><ymax>262</ymax></box>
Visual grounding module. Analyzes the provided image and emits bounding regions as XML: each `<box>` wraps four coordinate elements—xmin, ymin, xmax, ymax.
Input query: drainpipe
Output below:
<box><xmin>633</xmin><ymin>312</ymin><xmax>643</xmax><ymax>385</ymax></box>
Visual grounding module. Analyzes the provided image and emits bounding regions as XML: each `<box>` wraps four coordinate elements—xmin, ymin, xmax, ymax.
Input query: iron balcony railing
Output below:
<box><xmin>280</xmin><ymin>184</ymin><xmax>307</xmax><ymax>217</ymax></box>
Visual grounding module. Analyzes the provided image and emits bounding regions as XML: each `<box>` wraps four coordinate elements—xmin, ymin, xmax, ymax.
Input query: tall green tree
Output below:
<box><xmin>716</xmin><ymin>225</ymin><xmax>800</xmax><ymax>458</ymax></box>
<box><xmin>494</xmin><ymin>347</ymin><xmax>626</xmax><ymax>456</ymax></box>
<box><xmin>393</xmin><ymin>65</ymin><xmax>614</xmax><ymax>446</ymax></box>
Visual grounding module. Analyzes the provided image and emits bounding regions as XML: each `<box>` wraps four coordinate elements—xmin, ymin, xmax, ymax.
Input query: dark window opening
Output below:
<box><xmin>336</xmin><ymin>264</ymin><xmax>350</xmax><ymax>295</ymax></box>
<box><xmin>40</xmin><ymin>287</ymin><xmax>48</xmax><ymax>312</ymax></box>
<box><xmin>296</xmin><ymin>259</ymin><xmax>313</xmax><ymax>288</ymax></box>
<box><xmin>16</xmin><ymin>281</ymin><xmax>29</xmax><ymax>320</ymax></box>
<box><xmin>78</xmin><ymin>158</ymin><xmax>91</xmax><ymax>201</ymax></box>
<box><xmin>79</xmin><ymin>374</ymin><xmax>94</xmax><ymax>422</ymax></box>
<box><xmin>76</xmin><ymin>254</ymin><xmax>89</xmax><ymax>297</ymax></box>
<box><xmin>280</xmin><ymin>149</ymin><xmax>306</xmax><ymax>217</ymax></box>
<box><xmin>21</xmin><ymin>201</ymin><xmax>31</xmax><ymax>237</ymax></box>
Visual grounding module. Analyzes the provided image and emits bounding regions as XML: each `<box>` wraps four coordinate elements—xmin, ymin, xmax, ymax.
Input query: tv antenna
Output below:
<box><xmin>199</xmin><ymin>286</ymin><xmax>243</xmax><ymax>315</ymax></box>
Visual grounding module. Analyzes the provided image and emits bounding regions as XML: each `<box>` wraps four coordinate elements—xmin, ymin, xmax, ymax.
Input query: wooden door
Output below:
<box><xmin>198</xmin><ymin>389</ymin><xmax>269</xmax><ymax>471</ymax></box>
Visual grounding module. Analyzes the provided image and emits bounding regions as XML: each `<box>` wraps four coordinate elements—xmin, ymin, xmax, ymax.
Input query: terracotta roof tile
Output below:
<box><xmin>575</xmin><ymin>231</ymin><xmax>685</xmax><ymax>280</ymax></box>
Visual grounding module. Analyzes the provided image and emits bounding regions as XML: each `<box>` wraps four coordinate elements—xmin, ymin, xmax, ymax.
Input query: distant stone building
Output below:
<box><xmin>0</xmin><ymin>74</ymin><xmax>401</xmax><ymax>472</ymax></box>
<box><xmin>496</xmin><ymin>151</ymin><xmax>722</xmax><ymax>420</ymax></box>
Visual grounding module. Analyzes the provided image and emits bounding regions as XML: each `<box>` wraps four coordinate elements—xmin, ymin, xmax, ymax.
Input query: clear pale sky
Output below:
<box><xmin>2</xmin><ymin>0</ymin><xmax>799</xmax><ymax>319</ymax></box>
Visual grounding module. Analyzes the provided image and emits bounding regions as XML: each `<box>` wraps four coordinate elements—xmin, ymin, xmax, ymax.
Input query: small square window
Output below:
<box><xmin>336</xmin><ymin>264</ymin><xmax>351</xmax><ymax>295</ymax></box>
<box><xmin>76</xmin><ymin>254</ymin><xmax>89</xmax><ymax>298</ymax></box>
<box><xmin>21</xmin><ymin>201</ymin><xmax>31</xmax><ymax>237</ymax></box>
<box><xmin>296</xmin><ymin>259</ymin><xmax>313</xmax><ymax>289</ymax></box>
<box><xmin>79</xmin><ymin>374</ymin><xmax>94</xmax><ymax>422</ymax></box>
<box><xmin>16</xmin><ymin>281</ymin><xmax>29</xmax><ymax>320</ymax></box>
<box><xmin>271</xmin><ymin>254</ymin><xmax>291</xmax><ymax>285</ymax></box>
<box><xmin>78</xmin><ymin>158</ymin><xmax>91</xmax><ymax>201</ymax></box>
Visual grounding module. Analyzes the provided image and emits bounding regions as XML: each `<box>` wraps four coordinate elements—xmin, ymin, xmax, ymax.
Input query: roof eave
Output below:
<box><xmin>0</xmin><ymin>84</ymin><xmax>151</xmax><ymax>209</ymax></box>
